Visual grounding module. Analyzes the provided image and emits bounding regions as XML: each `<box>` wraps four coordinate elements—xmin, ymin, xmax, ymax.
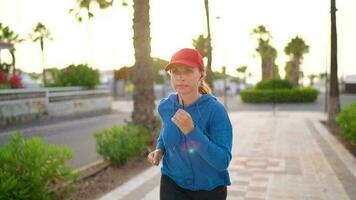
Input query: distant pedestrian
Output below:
<box><xmin>147</xmin><ymin>48</ymin><xmax>233</xmax><ymax>200</ymax></box>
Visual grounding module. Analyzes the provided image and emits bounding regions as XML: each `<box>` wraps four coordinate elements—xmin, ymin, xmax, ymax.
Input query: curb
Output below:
<box><xmin>75</xmin><ymin>159</ymin><xmax>110</xmax><ymax>180</ymax></box>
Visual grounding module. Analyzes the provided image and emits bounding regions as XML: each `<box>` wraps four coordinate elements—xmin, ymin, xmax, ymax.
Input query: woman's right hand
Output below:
<box><xmin>147</xmin><ymin>149</ymin><xmax>164</xmax><ymax>166</ymax></box>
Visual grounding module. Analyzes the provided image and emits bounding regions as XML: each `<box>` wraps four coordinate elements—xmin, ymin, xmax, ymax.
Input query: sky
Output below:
<box><xmin>0</xmin><ymin>0</ymin><xmax>355</xmax><ymax>83</ymax></box>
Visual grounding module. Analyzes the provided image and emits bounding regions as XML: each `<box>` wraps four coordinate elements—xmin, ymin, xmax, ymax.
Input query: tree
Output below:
<box><xmin>318</xmin><ymin>72</ymin><xmax>327</xmax><ymax>80</ymax></box>
<box><xmin>236</xmin><ymin>65</ymin><xmax>247</xmax><ymax>84</ymax></box>
<box><xmin>115</xmin><ymin>66</ymin><xmax>132</xmax><ymax>82</ymax></box>
<box><xmin>45</xmin><ymin>67</ymin><xmax>62</xmax><ymax>87</ymax></box>
<box><xmin>152</xmin><ymin>58</ymin><xmax>169</xmax><ymax>84</ymax></box>
<box><xmin>307</xmin><ymin>74</ymin><xmax>317</xmax><ymax>86</ymax></box>
<box><xmin>30</xmin><ymin>23</ymin><xmax>52</xmax><ymax>86</ymax></box>
<box><xmin>252</xmin><ymin>25</ymin><xmax>279</xmax><ymax>80</ymax></box>
<box><xmin>70</xmin><ymin>0</ymin><xmax>119</xmax><ymax>21</ymax></box>
<box><xmin>0</xmin><ymin>23</ymin><xmax>23</xmax><ymax>75</ymax></box>
<box><xmin>284</xmin><ymin>36</ymin><xmax>309</xmax><ymax>86</ymax></box>
<box><xmin>192</xmin><ymin>34</ymin><xmax>209</xmax><ymax>58</ymax></box>
<box><xmin>192</xmin><ymin>34</ymin><xmax>215</xmax><ymax>84</ymax></box>
<box><xmin>69</xmin><ymin>0</ymin><xmax>119</xmax><ymax>65</ymax></box>
<box><xmin>328</xmin><ymin>0</ymin><xmax>340</xmax><ymax>125</ymax></box>
<box><xmin>203</xmin><ymin>0</ymin><xmax>213</xmax><ymax>89</ymax></box>
<box><xmin>131</xmin><ymin>0</ymin><xmax>155</xmax><ymax>130</ymax></box>
<box><xmin>116</xmin><ymin>58</ymin><xmax>170</xmax><ymax>85</ymax></box>
<box><xmin>79</xmin><ymin>0</ymin><xmax>155</xmax><ymax>130</ymax></box>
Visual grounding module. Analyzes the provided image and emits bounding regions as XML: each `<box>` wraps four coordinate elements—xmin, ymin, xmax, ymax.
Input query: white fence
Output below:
<box><xmin>0</xmin><ymin>86</ymin><xmax>112</xmax><ymax>126</ymax></box>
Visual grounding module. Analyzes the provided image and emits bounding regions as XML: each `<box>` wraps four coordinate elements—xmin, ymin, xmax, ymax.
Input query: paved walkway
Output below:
<box><xmin>99</xmin><ymin>111</ymin><xmax>356</xmax><ymax>200</ymax></box>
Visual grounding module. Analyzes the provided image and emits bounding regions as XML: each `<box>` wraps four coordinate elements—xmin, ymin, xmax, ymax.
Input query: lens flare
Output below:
<box><xmin>181</xmin><ymin>140</ymin><xmax>200</xmax><ymax>155</ymax></box>
<box><xmin>188</xmin><ymin>148</ymin><xmax>195</xmax><ymax>154</ymax></box>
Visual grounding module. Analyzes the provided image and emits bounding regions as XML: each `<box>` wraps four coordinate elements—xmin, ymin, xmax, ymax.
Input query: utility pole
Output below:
<box><xmin>222</xmin><ymin>66</ymin><xmax>228</xmax><ymax>110</ymax></box>
<box><xmin>204</xmin><ymin>0</ymin><xmax>213</xmax><ymax>88</ymax></box>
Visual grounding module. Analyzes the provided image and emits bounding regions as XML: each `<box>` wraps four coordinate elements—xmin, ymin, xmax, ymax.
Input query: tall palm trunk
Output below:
<box><xmin>132</xmin><ymin>0</ymin><xmax>155</xmax><ymax>130</ymax></box>
<box><xmin>40</xmin><ymin>38</ymin><xmax>47</xmax><ymax>86</ymax></box>
<box><xmin>262</xmin><ymin>54</ymin><xmax>278</xmax><ymax>80</ymax></box>
<box><xmin>204</xmin><ymin>0</ymin><xmax>213</xmax><ymax>88</ymax></box>
<box><xmin>258</xmin><ymin>42</ymin><xmax>269</xmax><ymax>80</ymax></box>
<box><xmin>328</xmin><ymin>0</ymin><xmax>340</xmax><ymax>125</ymax></box>
<box><xmin>265</xmin><ymin>60</ymin><xmax>275</xmax><ymax>79</ymax></box>
<box><xmin>10</xmin><ymin>49</ymin><xmax>16</xmax><ymax>75</ymax></box>
<box><xmin>291</xmin><ymin>57</ymin><xmax>300</xmax><ymax>86</ymax></box>
<box><xmin>261</xmin><ymin>57</ymin><xmax>269</xmax><ymax>80</ymax></box>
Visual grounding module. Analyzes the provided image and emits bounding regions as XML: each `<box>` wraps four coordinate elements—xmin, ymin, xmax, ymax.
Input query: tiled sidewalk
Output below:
<box><xmin>100</xmin><ymin>112</ymin><xmax>356</xmax><ymax>200</ymax></box>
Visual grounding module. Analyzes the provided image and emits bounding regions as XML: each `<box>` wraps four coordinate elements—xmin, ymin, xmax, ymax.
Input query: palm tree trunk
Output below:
<box><xmin>40</xmin><ymin>38</ymin><xmax>47</xmax><ymax>86</ymax></box>
<box><xmin>328</xmin><ymin>0</ymin><xmax>340</xmax><ymax>125</ymax></box>
<box><xmin>204</xmin><ymin>0</ymin><xmax>213</xmax><ymax>89</ymax></box>
<box><xmin>259</xmin><ymin>45</ymin><xmax>269</xmax><ymax>80</ymax></box>
<box><xmin>261</xmin><ymin>56</ymin><xmax>270</xmax><ymax>80</ymax></box>
<box><xmin>292</xmin><ymin>57</ymin><xmax>300</xmax><ymax>86</ymax></box>
<box><xmin>10</xmin><ymin>49</ymin><xmax>16</xmax><ymax>75</ymax></box>
<box><xmin>132</xmin><ymin>0</ymin><xmax>155</xmax><ymax>131</ymax></box>
<box><xmin>267</xmin><ymin>60</ymin><xmax>274</xmax><ymax>80</ymax></box>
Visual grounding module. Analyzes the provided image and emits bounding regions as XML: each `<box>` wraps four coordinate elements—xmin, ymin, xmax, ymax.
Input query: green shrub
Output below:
<box><xmin>0</xmin><ymin>83</ymin><xmax>11</xmax><ymax>89</ymax></box>
<box><xmin>94</xmin><ymin>124</ymin><xmax>149</xmax><ymax>167</ymax></box>
<box><xmin>256</xmin><ymin>79</ymin><xmax>294</xmax><ymax>90</ymax></box>
<box><xmin>240</xmin><ymin>87</ymin><xmax>318</xmax><ymax>103</ymax></box>
<box><xmin>57</xmin><ymin>64</ymin><xmax>100</xmax><ymax>88</ymax></box>
<box><xmin>45</xmin><ymin>68</ymin><xmax>63</xmax><ymax>87</ymax></box>
<box><xmin>0</xmin><ymin>132</ymin><xmax>80</xmax><ymax>200</ymax></box>
<box><xmin>336</xmin><ymin>102</ymin><xmax>356</xmax><ymax>144</ymax></box>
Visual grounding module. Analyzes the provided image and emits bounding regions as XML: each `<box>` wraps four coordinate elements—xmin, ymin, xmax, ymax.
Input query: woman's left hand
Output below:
<box><xmin>171</xmin><ymin>109</ymin><xmax>194</xmax><ymax>134</ymax></box>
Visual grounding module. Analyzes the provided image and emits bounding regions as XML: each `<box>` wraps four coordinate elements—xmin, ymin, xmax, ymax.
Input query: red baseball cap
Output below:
<box><xmin>165</xmin><ymin>48</ymin><xmax>204</xmax><ymax>71</ymax></box>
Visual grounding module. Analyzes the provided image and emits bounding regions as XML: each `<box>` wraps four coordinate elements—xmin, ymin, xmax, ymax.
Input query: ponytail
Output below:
<box><xmin>199</xmin><ymin>80</ymin><xmax>212</xmax><ymax>94</ymax></box>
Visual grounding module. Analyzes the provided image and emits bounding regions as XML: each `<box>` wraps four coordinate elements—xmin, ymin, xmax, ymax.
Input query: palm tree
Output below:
<box><xmin>265</xmin><ymin>45</ymin><xmax>279</xmax><ymax>80</ymax></box>
<box><xmin>328</xmin><ymin>0</ymin><xmax>340</xmax><ymax>125</ymax></box>
<box><xmin>192</xmin><ymin>34</ymin><xmax>214</xmax><ymax>84</ymax></box>
<box><xmin>192</xmin><ymin>34</ymin><xmax>209</xmax><ymax>58</ymax></box>
<box><xmin>204</xmin><ymin>0</ymin><xmax>213</xmax><ymax>89</ymax></box>
<box><xmin>0</xmin><ymin>23</ymin><xmax>23</xmax><ymax>75</ymax></box>
<box><xmin>69</xmin><ymin>0</ymin><xmax>109</xmax><ymax>22</ymax></box>
<box><xmin>284</xmin><ymin>36</ymin><xmax>309</xmax><ymax>86</ymax></box>
<box><xmin>69</xmin><ymin>0</ymin><xmax>117</xmax><ymax>65</ymax></box>
<box><xmin>78</xmin><ymin>0</ymin><xmax>155</xmax><ymax>130</ymax></box>
<box><xmin>252</xmin><ymin>25</ymin><xmax>279</xmax><ymax>80</ymax></box>
<box><xmin>307</xmin><ymin>74</ymin><xmax>317</xmax><ymax>86</ymax></box>
<box><xmin>30</xmin><ymin>23</ymin><xmax>52</xmax><ymax>86</ymax></box>
<box><xmin>318</xmin><ymin>72</ymin><xmax>327</xmax><ymax>81</ymax></box>
<box><xmin>236</xmin><ymin>65</ymin><xmax>247</xmax><ymax>84</ymax></box>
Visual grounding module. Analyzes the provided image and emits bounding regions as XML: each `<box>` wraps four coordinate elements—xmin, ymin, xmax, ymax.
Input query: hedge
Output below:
<box><xmin>256</xmin><ymin>79</ymin><xmax>294</xmax><ymax>90</ymax></box>
<box><xmin>240</xmin><ymin>87</ymin><xmax>319</xmax><ymax>103</ymax></box>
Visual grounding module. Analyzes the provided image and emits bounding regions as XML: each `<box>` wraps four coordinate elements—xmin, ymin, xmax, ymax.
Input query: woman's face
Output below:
<box><xmin>169</xmin><ymin>65</ymin><xmax>203</xmax><ymax>95</ymax></box>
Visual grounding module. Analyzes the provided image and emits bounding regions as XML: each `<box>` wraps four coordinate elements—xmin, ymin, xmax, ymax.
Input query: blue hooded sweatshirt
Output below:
<box><xmin>156</xmin><ymin>92</ymin><xmax>233</xmax><ymax>191</ymax></box>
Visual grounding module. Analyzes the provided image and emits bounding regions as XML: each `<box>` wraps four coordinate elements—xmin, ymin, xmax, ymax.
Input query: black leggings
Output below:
<box><xmin>160</xmin><ymin>175</ymin><xmax>227</xmax><ymax>200</ymax></box>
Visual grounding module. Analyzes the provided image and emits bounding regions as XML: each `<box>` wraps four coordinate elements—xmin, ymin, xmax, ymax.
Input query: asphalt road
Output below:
<box><xmin>0</xmin><ymin>111</ymin><xmax>131</xmax><ymax>168</ymax></box>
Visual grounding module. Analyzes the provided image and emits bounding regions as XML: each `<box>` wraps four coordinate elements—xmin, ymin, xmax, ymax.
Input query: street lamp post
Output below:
<box><xmin>222</xmin><ymin>66</ymin><xmax>228</xmax><ymax>110</ymax></box>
